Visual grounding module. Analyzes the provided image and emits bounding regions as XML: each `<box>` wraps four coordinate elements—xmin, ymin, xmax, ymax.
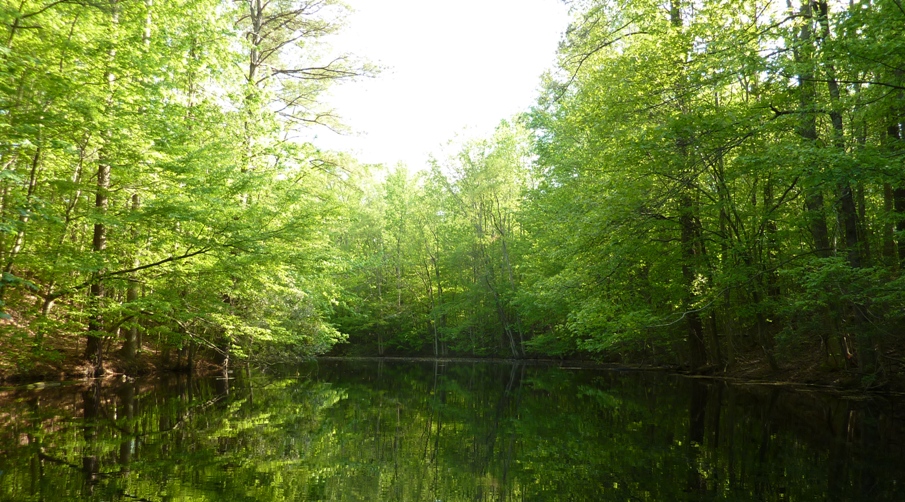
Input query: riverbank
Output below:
<box><xmin>0</xmin><ymin>330</ymin><xmax>212</xmax><ymax>384</ymax></box>
<box><xmin>4</xmin><ymin>331</ymin><xmax>904</xmax><ymax>395</ymax></box>
<box><xmin>320</xmin><ymin>346</ymin><xmax>905</xmax><ymax>395</ymax></box>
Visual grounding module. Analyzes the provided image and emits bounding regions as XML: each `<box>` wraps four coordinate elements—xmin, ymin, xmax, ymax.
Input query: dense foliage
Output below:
<box><xmin>330</xmin><ymin>0</ymin><xmax>905</xmax><ymax>384</ymax></box>
<box><xmin>2</xmin><ymin>0</ymin><xmax>905</xmax><ymax>384</ymax></box>
<box><xmin>0</xmin><ymin>0</ymin><xmax>364</xmax><ymax>375</ymax></box>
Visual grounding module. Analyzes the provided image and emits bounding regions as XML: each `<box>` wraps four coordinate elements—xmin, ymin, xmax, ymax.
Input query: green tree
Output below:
<box><xmin>0</xmin><ymin>0</ymin><xmax>362</xmax><ymax>374</ymax></box>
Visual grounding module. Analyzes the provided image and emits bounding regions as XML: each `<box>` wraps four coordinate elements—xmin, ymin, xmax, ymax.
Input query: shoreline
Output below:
<box><xmin>5</xmin><ymin>352</ymin><xmax>899</xmax><ymax>397</ymax></box>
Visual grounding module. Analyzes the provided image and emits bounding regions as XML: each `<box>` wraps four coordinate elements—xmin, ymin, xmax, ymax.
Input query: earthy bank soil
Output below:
<box><xmin>3</xmin><ymin>326</ymin><xmax>905</xmax><ymax>395</ymax></box>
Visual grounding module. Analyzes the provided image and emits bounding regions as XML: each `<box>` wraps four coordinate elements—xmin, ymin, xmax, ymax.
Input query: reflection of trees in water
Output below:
<box><xmin>81</xmin><ymin>381</ymin><xmax>101</xmax><ymax>493</ymax></box>
<box><xmin>0</xmin><ymin>376</ymin><xmax>225</xmax><ymax>500</ymax></box>
<box><xmin>0</xmin><ymin>363</ymin><xmax>903</xmax><ymax>501</ymax></box>
<box><xmin>116</xmin><ymin>382</ymin><xmax>135</xmax><ymax>476</ymax></box>
<box><xmin>686</xmin><ymin>381</ymin><xmax>708</xmax><ymax>495</ymax></box>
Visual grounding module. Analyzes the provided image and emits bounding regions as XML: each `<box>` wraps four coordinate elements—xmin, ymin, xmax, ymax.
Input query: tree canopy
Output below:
<box><xmin>2</xmin><ymin>0</ymin><xmax>904</xmax><ymax>385</ymax></box>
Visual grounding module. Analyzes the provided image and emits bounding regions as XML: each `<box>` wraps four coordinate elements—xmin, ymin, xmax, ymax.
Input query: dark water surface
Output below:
<box><xmin>1</xmin><ymin>360</ymin><xmax>903</xmax><ymax>501</ymax></box>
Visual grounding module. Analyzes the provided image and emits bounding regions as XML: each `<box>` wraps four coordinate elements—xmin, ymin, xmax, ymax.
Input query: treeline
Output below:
<box><xmin>331</xmin><ymin>124</ymin><xmax>534</xmax><ymax>357</ymax></box>
<box><xmin>331</xmin><ymin>0</ymin><xmax>905</xmax><ymax>382</ymax></box>
<box><xmin>0</xmin><ymin>0</ymin><xmax>365</xmax><ymax>375</ymax></box>
<box><xmin>4</xmin><ymin>0</ymin><xmax>905</xmax><ymax>382</ymax></box>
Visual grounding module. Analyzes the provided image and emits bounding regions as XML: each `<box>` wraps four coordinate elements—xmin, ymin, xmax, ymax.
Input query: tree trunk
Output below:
<box><xmin>883</xmin><ymin>182</ymin><xmax>896</xmax><ymax>266</ymax></box>
<box><xmin>815</xmin><ymin>0</ymin><xmax>880</xmax><ymax>377</ymax></box>
<box><xmin>0</xmin><ymin>145</ymin><xmax>41</xmax><ymax>302</ymax></box>
<box><xmin>123</xmin><ymin>194</ymin><xmax>140</xmax><ymax>361</ymax></box>
<box><xmin>85</xmin><ymin>0</ymin><xmax>119</xmax><ymax>376</ymax></box>
<box><xmin>791</xmin><ymin>0</ymin><xmax>831</xmax><ymax>257</ymax></box>
<box><xmin>814</xmin><ymin>1</ymin><xmax>861</xmax><ymax>267</ymax></box>
<box><xmin>890</xmin><ymin>70</ymin><xmax>905</xmax><ymax>267</ymax></box>
<box><xmin>896</xmin><ymin>184</ymin><xmax>905</xmax><ymax>267</ymax></box>
<box><xmin>85</xmin><ymin>159</ymin><xmax>109</xmax><ymax>376</ymax></box>
<box><xmin>680</xmin><ymin>194</ymin><xmax>708</xmax><ymax>370</ymax></box>
<box><xmin>493</xmin><ymin>198</ymin><xmax>526</xmax><ymax>355</ymax></box>
<box><xmin>670</xmin><ymin>0</ymin><xmax>708</xmax><ymax>370</ymax></box>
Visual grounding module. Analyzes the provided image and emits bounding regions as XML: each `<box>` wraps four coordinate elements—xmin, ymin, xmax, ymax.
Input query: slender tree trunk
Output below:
<box><xmin>896</xmin><ymin>184</ymin><xmax>905</xmax><ymax>267</ymax></box>
<box><xmin>814</xmin><ymin>1</ymin><xmax>877</xmax><ymax>376</ymax></box>
<box><xmin>669</xmin><ymin>0</ymin><xmax>708</xmax><ymax>370</ymax></box>
<box><xmin>890</xmin><ymin>69</ymin><xmax>905</xmax><ymax>267</ymax></box>
<box><xmin>123</xmin><ymin>194</ymin><xmax>140</xmax><ymax>360</ymax></box>
<box><xmin>814</xmin><ymin>1</ymin><xmax>861</xmax><ymax>267</ymax></box>
<box><xmin>679</xmin><ymin>191</ymin><xmax>708</xmax><ymax>370</ymax></box>
<box><xmin>883</xmin><ymin>183</ymin><xmax>897</xmax><ymax>266</ymax></box>
<box><xmin>791</xmin><ymin>0</ymin><xmax>831</xmax><ymax>256</ymax></box>
<box><xmin>682</xmin><ymin>239</ymin><xmax>708</xmax><ymax>368</ymax></box>
<box><xmin>493</xmin><ymin>199</ymin><xmax>525</xmax><ymax>355</ymax></box>
<box><xmin>422</xmin><ymin>255</ymin><xmax>438</xmax><ymax>357</ymax></box>
<box><xmin>123</xmin><ymin>2</ymin><xmax>151</xmax><ymax>362</ymax></box>
<box><xmin>429</xmin><ymin>236</ymin><xmax>447</xmax><ymax>355</ymax></box>
<box><xmin>758</xmin><ymin>183</ymin><xmax>780</xmax><ymax>371</ymax></box>
<box><xmin>86</xmin><ymin>0</ymin><xmax>119</xmax><ymax>375</ymax></box>
<box><xmin>85</xmin><ymin>158</ymin><xmax>109</xmax><ymax>374</ymax></box>
<box><xmin>0</xmin><ymin>145</ymin><xmax>41</xmax><ymax>302</ymax></box>
<box><xmin>708</xmin><ymin>311</ymin><xmax>722</xmax><ymax>368</ymax></box>
<box><xmin>719</xmin><ymin>209</ymin><xmax>737</xmax><ymax>367</ymax></box>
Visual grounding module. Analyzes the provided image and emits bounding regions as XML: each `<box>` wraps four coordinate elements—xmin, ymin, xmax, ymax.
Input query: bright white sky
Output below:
<box><xmin>314</xmin><ymin>0</ymin><xmax>571</xmax><ymax>170</ymax></box>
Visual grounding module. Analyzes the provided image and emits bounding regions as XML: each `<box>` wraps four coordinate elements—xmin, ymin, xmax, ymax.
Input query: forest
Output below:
<box><xmin>1</xmin><ymin>0</ymin><xmax>904</xmax><ymax>387</ymax></box>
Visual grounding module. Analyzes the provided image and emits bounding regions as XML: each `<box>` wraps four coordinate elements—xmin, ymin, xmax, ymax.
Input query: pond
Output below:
<box><xmin>0</xmin><ymin>360</ymin><xmax>903</xmax><ymax>501</ymax></box>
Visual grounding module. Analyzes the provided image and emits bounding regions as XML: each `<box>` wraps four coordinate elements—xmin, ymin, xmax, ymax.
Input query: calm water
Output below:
<box><xmin>0</xmin><ymin>360</ymin><xmax>903</xmax><ymax>501</ymax></box>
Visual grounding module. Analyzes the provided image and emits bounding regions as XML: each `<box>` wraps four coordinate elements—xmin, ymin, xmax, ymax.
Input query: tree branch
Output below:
<box><xmin>44</xmin><ymin>247</ymin><xmax>213</xmax><ymax>302</ymax></box>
